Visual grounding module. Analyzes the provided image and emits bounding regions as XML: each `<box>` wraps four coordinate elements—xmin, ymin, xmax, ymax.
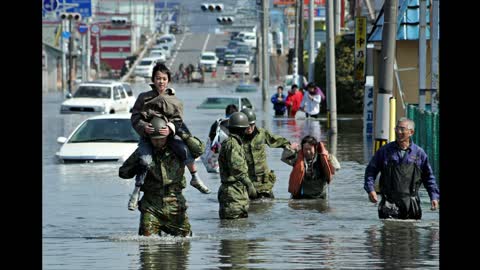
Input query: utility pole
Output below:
<box><xmin>308</xmin><ymin>0</ymin><xmax>315</xmax><ymax>82</ymax></box>
<box><xmin>430</xmin><ymin>0</ymin><xmax>439</xmax><ymax>112</ymax></box>
<box><xmin>68</xmin><ymin>18</ymin><xmax>74</xmax><ymax>94</ymax></box>
<box><xmin>298</xmin><ymin>0</ymin><xmax>305</xmax><ymax>81</ymax></box>
<box><xmin>374</xmin><ymin>0</ymin><xmax>397</xmax><ymax>151</ymax></box>
<box><xmin>96</xmin><ymin>33</ymin><xmax>100</xmax><ymax>78</ymax></box>
<box><xmin>261</xmin><ymin>0</ymin><xmax>269</xmax><ymax>107</ymax></box>
<box><xmin>81</xmin><ymin>32</ymin><xmax>86</xmax><ymax>81</ymax></box>
<box><xmin>326</xmin><ymin>0</ymin><xmax>338</xmax><ymax>134</ymax></box>
<box><xmin>86</xmin><ymin>18</ymin><xmax>91</xmax><ymax>81</ymax></box>
<box><xmin>418</xmin><ymin>0</ymin><xmax>427</xmax><ymax>110</ymax></box>
<box><xmin>335</xmin><ymin>0</ymin><xmax>341</xmax><ymax>35</ymax></box>
<box><xmin>61</xmin><ymin>19</ymin><xmax>67</xmax><ymax>95</ymax></box>
<box><xmin>293</xmin><ymin>0</ymin><xmax>300</xmax><ymax>86</ymax></box>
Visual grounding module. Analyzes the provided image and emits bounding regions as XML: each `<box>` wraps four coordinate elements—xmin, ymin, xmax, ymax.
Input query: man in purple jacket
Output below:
<box><xmin>364</xmin><ymin>117</ymin><xmax>439</xmax><ymax>220</ymax></box>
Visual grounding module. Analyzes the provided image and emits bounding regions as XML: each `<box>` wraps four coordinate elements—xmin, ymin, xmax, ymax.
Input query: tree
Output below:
<box><xmin>314</xmin><ymin>34</ymin><xmax>363</xmax><ymax>113</ymax></box>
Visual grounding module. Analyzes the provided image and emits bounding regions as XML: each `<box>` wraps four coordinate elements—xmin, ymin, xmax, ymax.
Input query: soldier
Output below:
<box><xmin>218</xmin><ymin>112</ymin><xmax>257</xmax><ymax>219</ymax></box>
<box><xmin>240</xmin><ymin>108</ymin><xmax>298</xmax><ymax>199</ymax></box>
<box><xmin>119</xmin><ymin>116</ymin><xmax>192</xmax><ymax>237</ymax></box>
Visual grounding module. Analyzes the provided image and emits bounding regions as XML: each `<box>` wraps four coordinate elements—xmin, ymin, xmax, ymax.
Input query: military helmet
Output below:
<box><xmin>150</xmin><ymin>116</ymin><xmax>168</xmax><ymax>139</ymax></box>
<box><xmin>240</xmin><ymin>108</ymin><xmax>256</xmax><ymax>124</ymax></box>
<box><xmin>228</xmin><ymin>112</ymin><xmax>249</xmax><ymax>128</ymax></box>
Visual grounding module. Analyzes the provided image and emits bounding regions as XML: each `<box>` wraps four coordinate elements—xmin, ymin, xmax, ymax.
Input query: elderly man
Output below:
<box><xmin>364</xmin><ymin>117</ymin><xmax>440</xmax><ymax>220</ymax></box>
<box><xmin>119</xmin><ymin>116</ymin><xmax>191</xmax><ymax>236</ymax></box>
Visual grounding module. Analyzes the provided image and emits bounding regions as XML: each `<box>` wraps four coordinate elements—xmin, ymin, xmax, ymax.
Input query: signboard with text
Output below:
<box><xmin>354</xmin><ymin>16</ymin><xmax>367</xmax><ymax>84</ymax></box>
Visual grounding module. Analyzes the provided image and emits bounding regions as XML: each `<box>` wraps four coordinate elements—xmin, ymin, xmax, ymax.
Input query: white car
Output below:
<box><xmin>134</xmin><ymin>57</ymin><xmax>162</xmax><ymax>78</ymax></box>
<box><xmin>56</xmin><ymin>114</ymin><xmax>139</xmax><ymax>163</ymax></box>
<box><xmin>60</xmin><ymin>81</ymin><xmax>130</xmax><ymax>114</ymax></box>
<box><xmin>151</xmin><ymin>45</ymin><xmax>171</xmax><ymax>59</ymax></box>
<box><xmin>148</xmin><ymin>49</ymin><xmax>167</xmax><ymax>63</ymax></box>
<box><xmin>158</xmin><ymin>34</ymin><xmax>176</xmax><ymax>46</ymax></box>
<box><xmin>199</xmin><ymin>51</ymin><xmax>218</xmax><ymax>72</ymax></box>
<box><xmin>231</xmin><ymin>58</ymin><xmax>250</xmax><ymax>75</ymax></box>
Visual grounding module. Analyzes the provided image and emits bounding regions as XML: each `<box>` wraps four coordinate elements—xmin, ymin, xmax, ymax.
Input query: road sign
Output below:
<box><xmin>62</xmin><ymin>31</ymin><xmax>71</xmax><ymax>39</ymax></box>
<box><xmin>78</xmin><ymin>23</ymin><xmax>88</xmax><ymax>34</ymax></box>
<box><xmin>43</xmin><ymin>0</ymin><xmax>59</xmax><ymax>12</ymax></box>
<box><xmin>90</xmin><ymin>24</ymin><xmax>99</xmax><ymax>34</ymax></box>
<box><xmin>65</xmin><ymin>0</ymin><xmax>92</xmax><ymax>18</ymax></box>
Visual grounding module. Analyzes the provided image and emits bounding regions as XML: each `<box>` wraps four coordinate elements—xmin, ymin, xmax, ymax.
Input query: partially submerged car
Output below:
<box><xmin>56</xmin><ymin>114</ymin><xmax>139</xmax><ymax>163</ymax></box>
<box><xmin>197</xmin><ymin>96</ymin><xmax>254</xmax><ymax>110</ymax></box>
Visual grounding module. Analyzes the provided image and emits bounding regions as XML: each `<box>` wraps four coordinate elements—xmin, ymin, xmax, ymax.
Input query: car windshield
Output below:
<box><xmin>122</xmin><ymin>84</ymin><xmax>133</xmax><ymax>96</ymax></box>
<box><xmin>69</xmin><ymin>119</ymin><xmax>139</xmax><ymax>143</ymax></box>
<box><xmin>202</xmin><ymin>55</ymin><xmax>215</xmax><ymax>60</ymax></box>
<box><xmin>73</xmin><ymin>86</ymin><xmax>111</xmax><ymax>99</ymax></box>
<box><xmin>234</xmin><ymin>60</ymin><xmax>247</xmax><ymax>64</ymax></box>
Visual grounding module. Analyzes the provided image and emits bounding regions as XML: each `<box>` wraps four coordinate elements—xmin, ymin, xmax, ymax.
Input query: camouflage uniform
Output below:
<box><xmin>242</xmin><ymin>127</ymin><xmax>290</xmax><ymax>198</ymax></box>
<box><xmin>218</xmin><ymin>134</ymin><xmax>254</xmax><ymax>219</ymax></box>
<box><xmin>119</xmin><ymin>147</ymin><xmax>191</xmax><ymax>237</ymax></box>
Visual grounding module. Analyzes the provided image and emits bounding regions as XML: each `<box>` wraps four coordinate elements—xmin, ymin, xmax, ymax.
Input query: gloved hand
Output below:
<box><xmin>241</xmin><ymin>178</ymin><xmax>257</xmax><ymax>199</ymax></box>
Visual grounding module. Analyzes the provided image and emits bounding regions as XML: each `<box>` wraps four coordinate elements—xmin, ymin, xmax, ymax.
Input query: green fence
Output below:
<box><xmin>406</xmin><ymin>104</ymin><xmax>440</xmax><ymax>183</ymax></box>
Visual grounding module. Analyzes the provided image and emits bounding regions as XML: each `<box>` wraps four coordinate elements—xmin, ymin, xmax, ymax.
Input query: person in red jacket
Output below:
<box><xmin>285</xmin><ymin>84</ymin><xmax>304</xmax><ymax>118</ymax></box>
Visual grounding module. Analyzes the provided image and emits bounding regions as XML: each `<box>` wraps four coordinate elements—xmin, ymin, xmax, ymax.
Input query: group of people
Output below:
<box><xmin>270</xmin><ymin>82</ymin><xmax>326</xmax><ymax>118</ymax></box>
<box><xmin>118</xmin><ymin>63</ymin><xmax>440</xmax><ymax>237</ymax></box>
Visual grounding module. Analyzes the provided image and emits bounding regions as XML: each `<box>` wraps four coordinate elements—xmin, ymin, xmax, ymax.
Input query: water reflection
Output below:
<box><xmin>287</xmin><ymin>198</ymin><xmax>330</xmax><ymax>213</ymax></box>
<box><xmin>365</xmin><ymin>222</ymin><xmax>439</xmax><ymax>269</ymax></box>
<box><xmin>139</xmin><ymin>241</ymin><xmax>191</xmax><ymax>270</ymax></box>
<box><xmin>218</xmin><ymin>239</ymin><xmax>266</xmax><ymax>270</ymax></box>
<box><xmin>300</xmin><ymin>119</ymin><xmax>322</xmax><ymax>142</ymax></box>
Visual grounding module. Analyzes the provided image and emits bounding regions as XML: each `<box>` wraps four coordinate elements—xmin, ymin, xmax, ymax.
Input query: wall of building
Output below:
<box><xmin>372</xmin><ymin>40</ymin><xmax>435</xmax><ymax>119</ymax></box>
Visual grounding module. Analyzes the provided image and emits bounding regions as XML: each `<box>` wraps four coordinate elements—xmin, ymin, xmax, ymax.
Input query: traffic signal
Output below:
<box><xmin>60</xmin><ymin>12</ymin><xmax>82</xmax><ymax>21</ymax></box>
<box><xmin>216</xmin><ymin>16</ymin><xmax>234</xmax><ymax>25</ymax></box>
<box><xmin>201</xmin><ymin>3</ymin><xmax>224</xmax><ymax>12</ymax></box>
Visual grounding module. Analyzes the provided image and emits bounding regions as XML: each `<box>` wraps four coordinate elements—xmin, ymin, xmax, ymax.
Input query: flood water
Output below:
<box><xmin>42</xmin><ymin>81</ymin><xmax>439</xmax><ymax>269</ymax></box>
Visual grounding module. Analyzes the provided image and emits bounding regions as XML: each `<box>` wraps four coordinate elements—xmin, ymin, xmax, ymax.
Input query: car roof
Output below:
<box><xmin>201</xmin><ymin>51</ymin><xmax>216</xmax><ymax>55</ymax></box>
<box><xmin>86</xmin><ymin>113</ymin><xmax>132</xmax><ymax>120</ymax></box>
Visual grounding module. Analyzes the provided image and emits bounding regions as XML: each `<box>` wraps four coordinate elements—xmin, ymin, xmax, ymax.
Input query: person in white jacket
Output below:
<box><xmin>300</xmin><ymin>82</ymin><xmax>322</xmax><ymax>118</ymax></box>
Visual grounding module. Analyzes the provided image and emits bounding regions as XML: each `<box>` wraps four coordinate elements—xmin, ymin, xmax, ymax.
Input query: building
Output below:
<box><xmin>367</xmin><ymin>0</ymin><xmax>438</xmax><ymax>118</ymax></box>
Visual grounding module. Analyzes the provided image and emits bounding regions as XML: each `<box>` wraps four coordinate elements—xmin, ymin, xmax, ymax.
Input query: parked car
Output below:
<box><xmin>134</xmin><ymin>57</ymin><xmax>162</xmax><ymax>78</ymax></box>
<box><xmin>199</xmin><ymin>51</ymin><xmax>218</xmax><ymax>72</ymax></box>
<box><xmin>231</xmin><ymin>58</ymin><xmax>250</xmax><ymax>75</ymax></box>
<box><xmin>121</xmin><ymin>82</ymin><xmax>136</xmax><ymax>112</ymax></box>
<box><xmin>60</xmin><ymin>80</ymin><xmax>130</xmax><ymax>114</ymax></box>
<box><xmin>197</xmin><ymin>95</ymin><xmax>254</xmax><ymax>110</ymax></box>
<box><xmin>56</xmin><ymin>114</ymin><xmax>139</xmax><ymax>163</ymax></box>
